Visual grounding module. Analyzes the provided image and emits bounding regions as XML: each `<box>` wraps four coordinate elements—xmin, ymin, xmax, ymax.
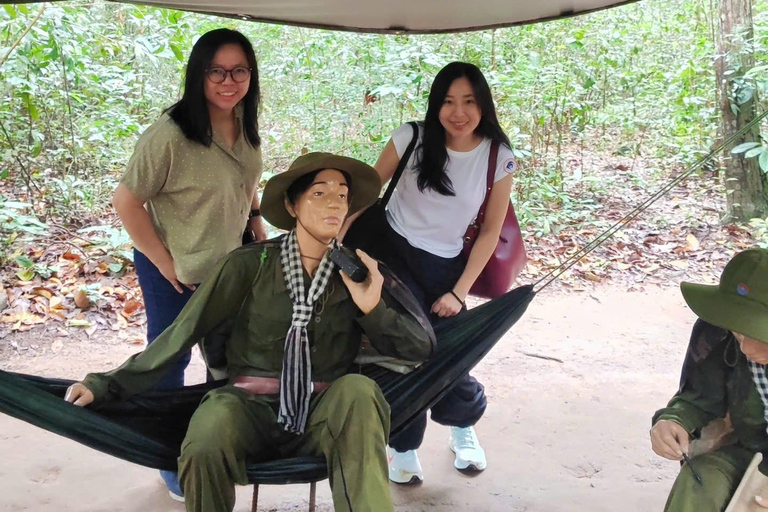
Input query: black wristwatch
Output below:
<box><xmin>249</xmin><ymin>209</ymin><xmax>261</xmax><ymax>218</ymax></box>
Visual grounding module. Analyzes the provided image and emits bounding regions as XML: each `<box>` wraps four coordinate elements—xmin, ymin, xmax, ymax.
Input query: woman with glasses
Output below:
<box><xmin>110</xmin><ymin>28</ymin><xmax>264</xmax><ymax>502</ymax></box>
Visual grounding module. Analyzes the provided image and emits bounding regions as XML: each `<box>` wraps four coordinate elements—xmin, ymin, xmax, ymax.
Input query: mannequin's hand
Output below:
<box><xmin>64</xmin><ymin>382</ymin><xmax>94</xmax><ymax>407</ymax></box>
<box><xmin>340</xmin><ymin>250</ymin><xmax>383</xmax><ymax>315</ymax></box>
<box><xmin>650</xmin><ymin>420</ymin><xmax>690</xmax><ymax>461</ymax></box>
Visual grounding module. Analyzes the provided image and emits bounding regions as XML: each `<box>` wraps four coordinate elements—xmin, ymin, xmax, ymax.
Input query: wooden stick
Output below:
<box><xmin>309</xmin><ymin>481</ymin><xmax>317</xmax><ymax>512</ymax></box>
<box><xmin>251</xmin><ymin>484</ymin><xmax>259</xmax><ymax>512</ymax></box>
<box><xmin>518</xmin><ymin>351</ymin><xmax>564</xmax><ymax>364</ymax></box>
<box><xmin>724</xmin><ymin>453</ymin><xmax>763</xmax><ymax>512</ymax></box>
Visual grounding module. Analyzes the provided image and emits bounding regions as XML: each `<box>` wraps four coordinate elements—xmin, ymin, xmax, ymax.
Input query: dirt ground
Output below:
<box><xmin>0</xmin><ymin>284</ymin><xmax>696</xmax><ymax>512</ymax></box>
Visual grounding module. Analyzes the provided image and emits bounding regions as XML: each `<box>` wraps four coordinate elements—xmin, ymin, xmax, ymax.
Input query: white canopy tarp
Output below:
<box><xmin>15</xmin><ymin>0</ymin><xmax>642</xmax><ymax>33</ymax></box>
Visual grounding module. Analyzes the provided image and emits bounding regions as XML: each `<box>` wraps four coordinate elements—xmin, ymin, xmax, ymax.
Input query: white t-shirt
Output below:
<box><xmin>386</xmin><ymin>123</ymin><xmax>517</xmax><ymax>258</ymax></box>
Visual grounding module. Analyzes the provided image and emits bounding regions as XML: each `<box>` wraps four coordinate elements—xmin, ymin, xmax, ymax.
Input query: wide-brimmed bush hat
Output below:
<box><xmin>681</xmin><ymin>248</ymin><xmax>768</xmax><ymax>343</ymax></box>
<box><xmin>261</xmin><ymin>152</ymin><xmax>381</xmax><ymax>231</ymax></box>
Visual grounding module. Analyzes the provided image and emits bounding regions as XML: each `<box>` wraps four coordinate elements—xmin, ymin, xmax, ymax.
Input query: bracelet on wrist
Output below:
<box><xmin>249</xmin><ymin>209</ymin><xmax>261</xmax><ymax>218</ymax></box>
<box><xmin>449</xmin><ymin>290</ymin><xmax>466</xmax><ymax>308</ymax></box>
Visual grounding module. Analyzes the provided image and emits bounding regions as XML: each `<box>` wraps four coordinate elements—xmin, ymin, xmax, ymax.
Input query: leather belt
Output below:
<box><xmin>232</xmin><ymin>375</ymin><xmax>330</xmax><ymax>395</ymax></box>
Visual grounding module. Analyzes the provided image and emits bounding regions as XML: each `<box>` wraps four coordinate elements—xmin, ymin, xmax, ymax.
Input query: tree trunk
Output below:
<box><xmin>716</xmin><ymin>0</ymin><xmax>766</xmax><ymax>222</ymax></box>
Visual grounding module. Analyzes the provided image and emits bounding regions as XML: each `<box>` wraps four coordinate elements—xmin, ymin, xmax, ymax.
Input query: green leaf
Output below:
<box><xmin>732</xmin><ymin>142</ymin><xmax>761</xmax><ymax>154</ymax></box>
<box><xmin>33</xmin><ymin>264</ymin><xmax>55</xmax><ymax>279</ymax></box>
<box><xmin>745</xmin><ymin>147</ymin><xmax>765</xmax><ymax>159</ymax></box>
<box><xmin>3</xmin><ymin>5</ymin><xmax>16</xmax><ymax>17</ymax></box>
<box><xmin>31</xmin><ymin>140</ymin><xmax>42</xmax><ymax>158</ymax></box>
<box><xmin>14</xmin><ymin>255</ymin><xmax>33</xmax><ymax>268</ymax></box>
<box><xmin>16</xmin><ymin>269</ymin><xmax>35</xmax><ymax>281</ymax></box>
<box><xmin>760</xmin><ymin>151</ymin><xmax>768</xmax><ymax>174</ymax></box>
<box><xmin>2</xmin><ymin>201</ymin><xmax>31</xmax><ymax>209</ymax></box>
<box><xmin>66</xmin><ymin>318</ymin><xmax>93</xmax><ymax>328</ymax></box>
<box><xmin>170</xmin><ymin>43</ymin><xmax>184</xmax><ymax>62</ymax></box>
<box><xmin>108</xmin><ymin>262</ymin><xmax>123</xmax><ymax>273</ymax></box>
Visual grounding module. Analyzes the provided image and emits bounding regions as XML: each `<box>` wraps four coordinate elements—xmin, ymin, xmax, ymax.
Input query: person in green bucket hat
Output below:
<box><xmin>651</xmin><ymin>248</ymin><xmax>768</xmax><ymax>512</ymax></box>
<box><xmin>63</xmin><ymin>152</ymin><xmax>435</xmax><ymax>512</ymax></box>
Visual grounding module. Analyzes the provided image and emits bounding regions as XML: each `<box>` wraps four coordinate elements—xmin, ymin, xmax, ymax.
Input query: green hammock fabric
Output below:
<box><xmin>0</xmin><ymin>285</ymin><xmax>534</xmax><ymax>485</ymax></box>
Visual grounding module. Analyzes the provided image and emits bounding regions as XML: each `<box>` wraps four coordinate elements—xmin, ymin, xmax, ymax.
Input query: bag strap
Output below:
<box><xmin>381</xmin><ymin>121</ymin><xmax>419</xmax><ymax>207</ymax></box>
<box><xmin>473</xmin><ymin>140</ymin><xmax>501</xmax><ymax>227</ymax></box>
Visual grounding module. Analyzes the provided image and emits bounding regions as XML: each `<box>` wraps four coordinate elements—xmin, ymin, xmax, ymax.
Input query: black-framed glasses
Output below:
<box><xmin>206</xmin><ymin>66</ymin><xmax>251</xmax><ymax>84</ymax></box>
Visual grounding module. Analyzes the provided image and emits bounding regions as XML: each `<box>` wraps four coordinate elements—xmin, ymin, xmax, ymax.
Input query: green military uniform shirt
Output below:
<box><xmin>653</xmin><ymin>320</ymin><xmax>768</xmax><ymax>473</ymax></box>
<box><xmin>121</xmin><ymin>108</ymin><xmax>263</xmax><ymax>284</ymax></box>
<box><xmin>83</xmin><ymin>241</ymin><xmax>434</xmax><ymax>404</ymax></box>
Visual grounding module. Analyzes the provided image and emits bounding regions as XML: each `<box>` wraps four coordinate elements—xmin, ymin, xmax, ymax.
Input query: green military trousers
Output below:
<box><xmin>178</xmin><ymin>374</ymin><xmax>393</xmax><ymax>512</ymax></box>
<box><xmin>664</xmin><ymin>445</ymin><xmax>755</xmax><ymax>512</ymax></box>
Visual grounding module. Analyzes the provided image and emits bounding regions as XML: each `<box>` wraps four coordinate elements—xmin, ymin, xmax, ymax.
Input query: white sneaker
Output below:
<box><xmin>449</xmin><ymin>426</ymin><xmax>487</xmax><ymax>471</ymax></box>
<box><xmin>387</xmin><ymin>447</ymin><xmax>424</xmax><ymax>484</ymax></box>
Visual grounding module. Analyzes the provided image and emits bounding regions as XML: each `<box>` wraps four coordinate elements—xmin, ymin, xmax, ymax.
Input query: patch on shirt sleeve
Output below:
<box><xmin>502</xmin><ymin>157</ymin><xmax>517</xmax><ymax>174</ymax></box>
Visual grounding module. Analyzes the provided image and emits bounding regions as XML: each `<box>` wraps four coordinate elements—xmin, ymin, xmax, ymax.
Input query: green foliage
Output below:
<box><xmin>732</xmin><ymin>137</ymin><xmax>768</xmax><ymax>174</ymax></box>
<box><xmin>0</xmin><ymin>0</ymin><xmax>766</xmax><ymax>240</ymax></box>
<box><xmin>0</xmin><ymin>197</ymin><xmax>47</xmax><ymax>264</ymax></box>
<box><xmin>749</xmin><ymin>216</ymin><xmax>768</xmax><ymax>249</ymax></box>
<box><xmin>77</xmin><ymin>224</ymin><xmax>133</xmax><ymax>265</ymax></box>
<box><xmin>13</xmin><ymin>254</ymin><xmax>57</xmax><ymax>280</ymax></box>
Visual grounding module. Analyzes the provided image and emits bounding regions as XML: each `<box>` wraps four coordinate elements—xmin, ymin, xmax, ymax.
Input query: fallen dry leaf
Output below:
<box><xmin>584</xmin><ymin>273</ymin><xmax>603</xmax><ymax>283</ymax></box>
<box><xmin>685</xmin><ymin>234</ymin><xmax>700</xmax><ymax>252</ymax></box>
<box><xmin>112</xmin><ymin>311</ymin><xmax>129</xmax><ymax>330</ymax></box>
<box><xmin>66</xmin><ymin>318</ymin><xmax>92</xmax><ymax>328</ymax></box>
<box><xmin>641</xmin><ymin>263</ymin><xmax>660</xmax><ymax>274</ymax></box>
<box><xmin>30</xmin><ymin>287</ymin><xmax>54</xmax><ymax>299</ymax></box>
<box><xmin>74</xmin><ymin>289</ymin><xmax>91</xmax><ymax>309</ymax></box>
<box><xmin>669</xmin><ymin>260</ymin><xmax>689</xmax><ymax>270</ymax></box>
<box><xmin>49</xmin><ymin>295</ymin><xmax>65</xmax><ymax>311</ymax></box>
<box><xmin>121</xmin><ymin>299</ymin><xmax>143</xmax><ymax>318</ymax></box>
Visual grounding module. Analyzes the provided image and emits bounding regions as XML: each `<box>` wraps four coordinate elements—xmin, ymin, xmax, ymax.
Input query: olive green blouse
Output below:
<box><xmin>121</xmin><ymin>109</ymin><xmax>263</xmax><ymax>284</ymax></box>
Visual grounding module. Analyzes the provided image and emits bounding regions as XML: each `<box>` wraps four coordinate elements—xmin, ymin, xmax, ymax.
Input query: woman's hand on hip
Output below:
<box><xmin>340</xmin><ymin>250</ymin><xmax>383</xmax><ymax>315</ymax></box>
<box><xmin>431</xmin><ymin>293</ymin><xmax>463</xmax><ymax>317</ymax></box>
<box><xmin>64</xmin><ymin>382</ymin><xmax>94</xmax><ymax>407</ymax></box>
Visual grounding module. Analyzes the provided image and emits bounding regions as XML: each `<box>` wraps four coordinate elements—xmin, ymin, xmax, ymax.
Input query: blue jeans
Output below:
<box><xmin>133</xmin><ymin>248</ymin><xmax>195</xmax><ymax>390</ymax></box>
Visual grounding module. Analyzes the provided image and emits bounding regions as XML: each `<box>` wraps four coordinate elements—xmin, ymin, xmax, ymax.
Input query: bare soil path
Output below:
<box><xmin>1</xmin><ymin>284</ymin><xmax>693</xmax><ymax>512</ymax></box>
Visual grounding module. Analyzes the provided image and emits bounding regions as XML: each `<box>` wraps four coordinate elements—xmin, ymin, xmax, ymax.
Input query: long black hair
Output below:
<box><xmin>416</xmin><ymin>62</ymin><xmax>510</xmax><ymax>196</ymax></box>
<box><xmin>167</xmin><ymin>29</ymin><xmax>260</xmax><ymax>148</ymax></box>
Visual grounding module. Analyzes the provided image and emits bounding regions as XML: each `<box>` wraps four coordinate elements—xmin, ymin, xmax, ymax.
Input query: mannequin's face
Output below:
<box><xmin>288</xmin><ymin>169</ymin><xmax>350</xmax><ymax>242</ymax></box>
<box><xmin>734</xmin><ymin>332</ymin><xmax>768</xmax><ymax>364</ymax></box>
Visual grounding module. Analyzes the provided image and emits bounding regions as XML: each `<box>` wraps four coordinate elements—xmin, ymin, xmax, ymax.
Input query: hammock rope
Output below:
<box><xmin>534</xmin><ymin>109</ymin><xmax>768</xmax><ymax>293</ymax></box>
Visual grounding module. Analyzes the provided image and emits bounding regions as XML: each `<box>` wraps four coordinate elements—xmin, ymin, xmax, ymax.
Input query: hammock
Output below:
<box><xmin>0</xmin><ymin>285</ymin><xmax>535</xmax><ymax>485</ymax></box>
<box><xmin>2</xmin><ymin>110</ymin><xmax>765</xmax><ymax>486</ymax></box>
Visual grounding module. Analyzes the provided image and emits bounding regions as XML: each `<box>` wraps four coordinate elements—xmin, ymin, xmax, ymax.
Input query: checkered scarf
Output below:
<box><xmin>278</xmin><ymin>230</ymin><xmax>338</xmax><ymax>434</ymax></box>
<box><xmin>747</xmin><ymin>360</ymin><xmax>768</xmax><ymax>434</ymax></box>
